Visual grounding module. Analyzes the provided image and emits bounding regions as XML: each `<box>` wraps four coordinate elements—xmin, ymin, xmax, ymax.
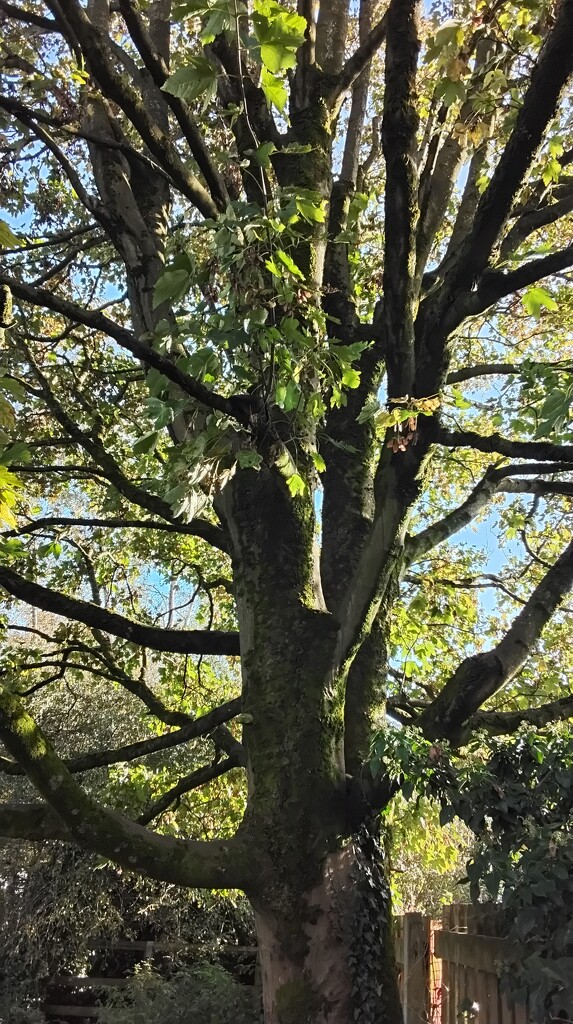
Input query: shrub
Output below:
<box><xmin>98</xmin><ymin>960</ymin><xmax>260</xmax><ymax>1024</ymax></box>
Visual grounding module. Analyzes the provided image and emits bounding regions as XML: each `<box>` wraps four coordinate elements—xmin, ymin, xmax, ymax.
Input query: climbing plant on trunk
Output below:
<box><xmin>0</xmin><ymin>0</ymin><xmax>573</xmax><ymax>1021</ymax></box>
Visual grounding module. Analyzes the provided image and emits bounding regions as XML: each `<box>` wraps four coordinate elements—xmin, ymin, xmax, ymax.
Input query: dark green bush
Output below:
<box><xmin>98</xmin><ymin>960</ymin><xmax>260</xmax><ymax>1024</ymax></box>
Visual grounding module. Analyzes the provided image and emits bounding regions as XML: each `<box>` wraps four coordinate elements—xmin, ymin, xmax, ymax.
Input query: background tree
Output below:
<box><xmin>0</xmin><ymin>0</ymin><xmax>572</xmax><ymax>1021</ymax></box>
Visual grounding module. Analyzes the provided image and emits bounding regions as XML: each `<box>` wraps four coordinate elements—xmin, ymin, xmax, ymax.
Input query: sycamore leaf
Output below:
<box><xmin>522</xmin><ymin>286</ymin><xmax>558</xmax><ymax>318</ymax></box>
<box><xmin>0</xmin><ymin>219</ymin><xmax>21</xmax><ymax>249</ymax></box>
<box><xmin>357</xmin><ymin>400</ymin><xmax>380</xmax><ymax>424</ymax></box>
<box><xmin>236</xmin><ymin>450</ymin><xmax>263</xmax><ymax>469</ymax></box>
<box><xmin>162</xmin><ymin>54</ymin><xmax>217</xmax><ymax>108</ymax></box>
<box><xmin>253</xmin><ymin>0</ymin><xmax>306</xmax><ymax>73</ymax></box>
<box><xmin>133</xmin><ymin>431</ymin><xmax>160</xmax><ymax>455</ymax></box>
<box><xmin>534</xmin><ymin>386</ymin><xmax>573</xmax><ymax>438</ymax></box>
<box><xmin>0</xmin><ymin>465</ymin><xmax>20</xmax><ymax>528</ymax></box>
<box><xmin>253</xmin><ymin>137</ymin><xmax>278</xmax><ymax>166</ymax></box>
<box><xmin>541</xmin><ymin>157</ymin><xmax>562</xmax><ymax>186</ymax></box>
<box><xmin>436</xmin><ymin>77</ymin><xmax>466</xmax><ymax>107</ymax></box>
<box><xmin>283</xmin><ymin>378</ymin><xmax>302</xmax><ymax>411</ymax></box>
<box><xmin>0</xmin><ymin>398</ymin><xmax>15</xmax><ymax>429</ymax></box>
<box><xmin>153</xmin><ymin>269</ymin><xmax>191</xmax><ymax>308</ymax></box>
<box><xmin>310</xmin><ymin>450</ymin><xmax>326</xmax><ymax>473</ymax></box>
<box><xmin>286</xmin><ymin>472</ymin><xmax>306</xmax><ymax>497</ymax></box>
<box><xmin>425</xmin><ymin>19</ymin><xmax>464</xmax><ymax>62</ymax></box>
<box><xmin>260</xmin><ymin>68</ymin><xmax>288</xmax><ymax>113</ymax></box>
<box><xmin>200</xmin><ymin>5</ymin><xmax>230</xmax><ymax>43</ymax></box>
<box><xmin>376</xmin><ymin>408</ymin><xmax>408</xmax><ymax>429</ymax></box>
<box><xmin>342</xmin><ymin>368</ymin><xmax>360</xmax><ymax>388</ymax></box>
<box><xmin>449</xmin><ymin>388</ymin><xmax>471</xmax><ymax>410</ymax></box>
<box><xmin>261</xmin><ymin>43</ymin><xmax>297</xmax><ymax>73</ymax></box>
<box><xmin>295</xmin><ymin>197</ymin><xmax>326</xmax><ymax>223</ymax></box>
<box><xmin>276</xmin><ymin>249</ymin><xmax>304</xmax><ymax>279</ymax></box>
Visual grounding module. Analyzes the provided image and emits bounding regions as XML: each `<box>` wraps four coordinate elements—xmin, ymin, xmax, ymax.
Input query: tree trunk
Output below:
<box><xmin>252</xmin><ymin>831</ymin><xmax>404</xmax><ymax>1024</ymax></box>
<box><xmin>216</xmin><ymin>467</ymin><xmax>404</xmax><ymax>1024</ymax></box>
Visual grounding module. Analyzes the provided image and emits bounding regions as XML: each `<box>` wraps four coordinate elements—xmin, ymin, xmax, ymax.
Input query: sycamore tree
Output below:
<box><xmin>0</xmin><ymin>0</ymin><xmax>573</xmax><ymax>1020</ymax></box>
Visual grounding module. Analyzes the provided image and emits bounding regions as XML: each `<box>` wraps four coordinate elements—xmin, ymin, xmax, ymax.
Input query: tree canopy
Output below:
<box><xmin>0</xmin><ymin>0</ymin><xmax>572</xmax><ymax>1021</ymax></box>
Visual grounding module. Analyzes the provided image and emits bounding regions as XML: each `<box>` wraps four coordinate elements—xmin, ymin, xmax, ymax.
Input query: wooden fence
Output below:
<box><xmin>395</xmin><ymin>903</ymin><xmax>572</xmax><ymax>1024</ymax></box>
<box><xmin>43</xmin><ymin>939</ymin><xmax>258</xmax><ymax>1021</ymax></box>
<box><xmin>42</xmin><ymin>904</ymin><xmax>571</xmax><ymax>1023</ymax></box>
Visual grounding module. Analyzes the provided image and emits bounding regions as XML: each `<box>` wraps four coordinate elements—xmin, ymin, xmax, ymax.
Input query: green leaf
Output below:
<box><xmin>253</xmin><ymin>0</ymin><xmax>306</xmax><ymax>74</ymax></box>
<box><xmin>283</xmin><ymin>378</ymin><xmax>301</xmax><ymax>411</ymax></box>
<box><xmin>260</xmin><ymin>68</ymin><xmax>287</xmax><ymax>113</ymax></box>
<box><xmin>425</xmin><ymin>20</ymin><xmax>464</xmax><ymax>62</ymax></box>
<box><xmin>200</xmin><ymin>5</ymin><xmax>230</xmax><ymax>44</ymax></box>
<box><xmin>542</xmin><ymin>157</ymin><xmax>562</xmax><ymax>186</ymax></box>
<box><xmin>153</xmin><ymin>269</ymin><xmax>191</xmax><ymax>308</ymax></box>
<box><xmin>0</xmin><ymin>220</ymin><xmax>21</xmax><ymax>249</ymax></box>
<box><xmin>261</xmin><ymin>42</ymin><xmax>297</xmax><ymax>72</ymax></box>
<box><xmin>450</xmin><ymin>386</ymin><xmax>472</xmax><ymax>410</ymax></box>
<box><xmin>133</xmin><ymin>431</ymin><xmax>160</xmax><ymax>455</ymax></box>
<box><xmin>534</xmin><ymin>386</ymin><xmax>572</xmax><ymax>438</ymax></box>
<box><xmin>146</xmin><ymin>368</ymin><xmax>170</xmax><ymax>396</ymax></box>
<box><xmin>1</xmin><ymin>441</ymin><xmax>30</xmax><ymax>464</ymax></box>
<box><xmin>276</xmin><ymin>249</ymin><xmax>304</xmax><ymax>279</ymax></box>
<box><xmin>252</xmin><ymin>138</ymin><xmax>277</xmax><ymax>167</ymax></box>
<box><xmin>310</xmin><ymin>450</ymin><xmax>326</xmax><ymax>473</ymax></box>
<box><xmin>236</xmin><ymin>450</ymin><xmax>263</xmax><ymax>469</ymax></box>
<box><xmin>0</xmin><ymin>376</ymin><xmax>25</xmax><ymax>401</ymax></box>
<box><xmin>436</xmin><ymin>77</ymin><xmax>466</xmax><ymax>107</ymax></box>
<box><xmin>162</xmin><ymin>53</ymin><xmax>218</xmax><ymax>108</ymax></box>
<box><xmin>286</xmin><ymin>472</ymin><xmax>306</xmax><ymax>497</ymax></box>
<box><xmin>357</xmin><ymin>400</ymin><xmax>380</xmax><ymax>424</ymax></box>
<box><xmin>295</xmin><ymin>197</ymin><xmax>326</xmax><ymax>223</ymax></box>
<box><xmin>342</xmin><ymin>368</ymin><xmax>360</xmax><ymax>388</ymax></box>
<box><xmin>522</xmin><ymin>286</ymin><xmax>558</xmax><ymax>318</ymax></box>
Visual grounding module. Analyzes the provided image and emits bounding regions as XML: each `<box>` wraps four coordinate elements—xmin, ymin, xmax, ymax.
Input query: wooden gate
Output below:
<box><xmin>436</xmin><ymin>905</ymin><xmax>527</xmax><ymax>1024</ymax></box>
<box><xmin>395</xmin><ymin>903</ymin><xmax>571</xmax><ymax>1024</ymax></box>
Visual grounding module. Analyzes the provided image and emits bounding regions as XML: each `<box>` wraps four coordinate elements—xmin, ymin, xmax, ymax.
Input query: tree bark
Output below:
<box><xmin>214</xmin><ymin>464</ymin><xmax>404</xmax><ymax>1024</ymax></box>
<box><xmin>252</xmin><ymin>831</ymin><xmax>403</xmax><ymax>1024</ymax></box>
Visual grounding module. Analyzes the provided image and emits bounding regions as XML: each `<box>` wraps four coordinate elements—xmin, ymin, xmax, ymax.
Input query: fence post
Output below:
<box><xmin>402</xmin><ymin>912</ymin><xmax>431</xmax><ymax>1024</ymax></box>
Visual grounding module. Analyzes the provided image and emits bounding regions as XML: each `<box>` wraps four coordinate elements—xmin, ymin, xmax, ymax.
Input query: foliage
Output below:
<box><xmin>0</xmin><ymin>0</ymin><xmax>572</xmax><ymax>1019</ymax></box>
<box><xmin>386</xmin><ymin>793</ymin><xmax>472</xmax><ymax>916</ymax></box>
<box><xmin>98</xmin><ymin>960</ymin><xmax>259</xmax><ymax>1024</ymax></box>
<box><xmin>0</xmin><ymin>839</ymin><xmax>254</xmax><ymax>1013</ymax></box>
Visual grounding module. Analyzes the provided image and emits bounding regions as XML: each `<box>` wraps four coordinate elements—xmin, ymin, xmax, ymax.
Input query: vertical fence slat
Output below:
<box><xmin>402</xmin><ymin>912</ymin><xmax>431</xmax><ymax>1024</ymax></box>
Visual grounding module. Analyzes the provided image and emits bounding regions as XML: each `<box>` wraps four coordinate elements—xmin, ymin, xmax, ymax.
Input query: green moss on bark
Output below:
<box><xmin>276</xmin><ymin>977</ymin><xmax>323</xmax><ymax>1024</ymax></box>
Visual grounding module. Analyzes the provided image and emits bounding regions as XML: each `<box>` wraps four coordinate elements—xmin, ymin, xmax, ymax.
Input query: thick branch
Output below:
<box><xmin>436</xmin><ymin>427</ymin><xmax>573</xmax><ymax>464</ymax></box>
<box><xmin>315</xmin><ymin>0</ymin><xmax>350</xmax><ymax>76</ymax></box>
<box><xmin>446</xmin><ymin>360</ymin><xmax>572</xmax><ymax>385</ymax></box>
<box><xmin>0</xmin><ymin>565</ymin><xmax>240</xmax><ymax>656</ymax></box>
<box><xmin>461</xmin><ymin>244</ymin><xmax>573</xmax><ymax>322</ymax></box>
<box><xmin>499</xmin><ymin>478</ymin><xmax>573</xmax><ymax>496</ymax></box>
<box><xmin>470</xmin><ymin>695</ymin><xmax>573</xmax><ymax>736</ymax></box>
<box><xmin>0</xmin><ymin>698</ymin><xmax>242</xmax><ymax>775</ymax></box>
<box><xmin>0</xmin><ymin>274</ymin><xmax>247</xmax><ymax>423</ymax></box>
<box><xmin>6</xmin><ymin>516</ymin><xmax>226</xmax><ymax>551</ymax></box>
<box><xmin>445</xmin><ymin>0</ymin><xmax>573</xmax><ymax>291</ymax></box>
<box><xmin>0</xmin><ymin>95</ymin><xmax>176</xmax><ymax>190</ymax></box>
<box><xmin>418</xmin><ymin>536</ymin><xmax>573</xmax><ymax>743</ymax></box>
<box><xmin>329</xmin><ymin>10</ymin><xmax>388</xmax><ymax>107</ymax></box>
<box><xmin>45</xmin><ymin>0</ymin><xmax>218</xmax><ymax>217</ymax></box>
<box><xmin>0</xmin><ymin>688</ymin><xmax>249</xmax><ymax>887</ymax></box>
<box><xmin>138</xmin><ymin>757</ymin><xmax>241</xmax><ymax>826</ymax></box>
<box><xmin>500</xmin><ymin>184</ymin><xmax>573</xmax><ymax>258</ymax></box>
<box><xmin>117</xmin><ymin>0</ymin><xmax>229</xmax><ymax>210</ymax></box>
<box><xmin>0</xmin><ymin>802</ymin><xmax>69</xmax><ymax>841</ymax></box>
<box><xmin>0</xmin><ymin>0</ymin><xmax>57</xmax><ymax>30</ymax></box>
<box><xmin>406</xmin><ymin>462</ymin><xmax>572</xmax><ymax>564</ymax></box>
<box><xmin>381</xmin><ymin>0</ymin><xmax>420</xmax><ymax>399</ymax></box>
<box><xmin>340</xmin><ymin>0</ymin><xmax>373</xmax><ymax>184</ymax></box>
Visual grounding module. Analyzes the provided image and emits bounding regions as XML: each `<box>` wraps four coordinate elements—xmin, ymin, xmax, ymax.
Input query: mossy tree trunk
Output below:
<box><xmin>215</xmin><ymin>467</ymin><xmax>404</xmax><ymax>1024</ymax></box>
